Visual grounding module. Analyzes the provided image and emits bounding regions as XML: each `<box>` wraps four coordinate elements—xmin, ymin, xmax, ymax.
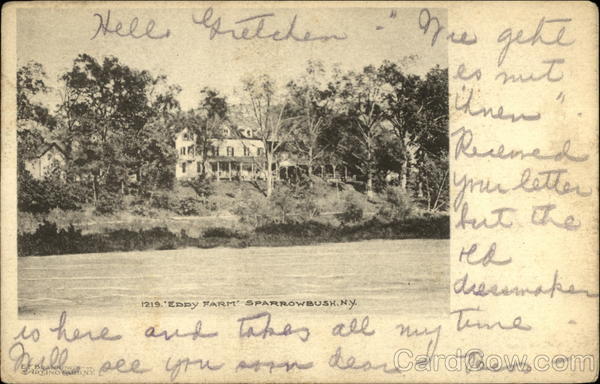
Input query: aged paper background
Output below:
<box><xmin>2</xmin><ymin>1</ymin><xmax>598</xmax><ymax>383</ymax></box>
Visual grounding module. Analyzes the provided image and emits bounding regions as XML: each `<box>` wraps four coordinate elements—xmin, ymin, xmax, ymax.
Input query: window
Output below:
<box><xmin>181</xmin><ymin>147</ymin><xmax>186</xmax><ymax>155</ymax></box>
<box><xmin>181</xmin><ymin>162</ymin><xmax>186</xmax><ymax>173</ymax></box>
<box><xmin>212</xmin><ymin>146</ymin><xmax>219</xmax><ymax>156</ymax></box>
<box><xmin>257</xmin><ymin>148</ymin><xmax>264</xmax><ymax>156</ymax></box>
<box><xmin>222</xmin><ymin>127</ymin><xmax>230</xmax><ymax>136</ymax></box>
<box><xmin>227</xmin><ymin>146</ymin><xmax>234</xmax><ymax>157</ymax></box>
<box><xmin>243</xmin><ymin>147</ymin><xmax>251</xmax><ymax>156</ymax></box>
<box><xmin>197</xmin><ymin>162</ymin><xmax>202</xmax><ymax>173</ymax></box>
<box><xmin>246</xmin><ymin>129</ymin><xmax>252</xmax><ymax>137</ymax></box>
<box><xmin>188</xmin><ymin>145</ymin><xmax>194</xmax><ymax>156</ymax></box>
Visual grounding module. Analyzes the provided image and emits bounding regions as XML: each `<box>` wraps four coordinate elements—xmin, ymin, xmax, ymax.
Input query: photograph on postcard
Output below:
<box><xmin>14</xmin><ymin>7</ymin><xmax>449</xmax><ymax>318</ymax></box>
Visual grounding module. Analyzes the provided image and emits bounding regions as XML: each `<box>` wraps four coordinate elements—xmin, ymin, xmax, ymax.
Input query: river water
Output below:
<box><xmin>18</xmin><ymin>239</ymin><xmax>448</xmax><ymax>318</ymax></box>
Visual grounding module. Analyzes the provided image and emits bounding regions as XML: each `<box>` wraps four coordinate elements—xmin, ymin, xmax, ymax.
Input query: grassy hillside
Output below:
<box><xmin>18</xmin><ymin>179</ymin><xmax>378</xmax><ymax>236</ymax></box>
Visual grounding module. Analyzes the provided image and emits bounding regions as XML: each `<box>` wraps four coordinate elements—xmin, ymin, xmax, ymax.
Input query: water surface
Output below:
<box><xmin>18</xmin><ymin>239</ymin><xmax>449</xmax><ymax>318</ymax></box>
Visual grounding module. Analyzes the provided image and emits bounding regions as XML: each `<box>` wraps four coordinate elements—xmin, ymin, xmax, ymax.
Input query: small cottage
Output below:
<box><xmin>24</xmin><ymin>142</ymin><xmax>67</xmax><ymax>180</ymax></box>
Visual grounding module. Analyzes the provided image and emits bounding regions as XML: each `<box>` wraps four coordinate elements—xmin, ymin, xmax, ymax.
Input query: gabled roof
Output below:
<box><xmin>176</xmin><ymin>123</ymin><xmax>262</xmax><ymax>141</ymax></box>
<box><xmin>33</xmin><ymin>142</ymin><xmax>67</xmax><ymax>159</ymax></box>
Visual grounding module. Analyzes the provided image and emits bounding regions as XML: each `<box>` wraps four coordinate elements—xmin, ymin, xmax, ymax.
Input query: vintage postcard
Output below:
<box><xmin>1</xmin><ymin>1</ymin><xmax>598</xmax><ymax>383</ymax></box>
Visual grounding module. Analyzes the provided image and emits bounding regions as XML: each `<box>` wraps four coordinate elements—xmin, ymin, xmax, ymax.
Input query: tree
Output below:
<box><xmin>413</xmin><ymin>66</ymin><xmax>448</xmax><ymax>208</ymax></box>
<box><xmin>184</xmin><ymin>174</ymin><xmax>214</xmax><ymax>205</ymax></box>
<box><xmin>169</xmin><ymin>87</ymin><xmax>228</xmax><ymax>180</ymax></box>
<box><xmin>379</xmin><ymin>61</ymin><xmax>448</xmax><ymax>210</ymax></box>
<box><xmin>286</xmin><ymin>60</ymin><xmax>335</xmax><ymax>180</ymax></box>
<box><xmin>57</xmin><ymin>54</ymin><xmax>180</xmax><ymax>201</ymax></box>
<box><xmin>16</xmin><ymin>62</ymin><xmax>56</xmax><ymax>166</ymax></box>
<box><xmin>17</xmin><ymin>61</ymin><xmax>55</xmax><ymax>126</ymax></box>
<box><xmin>378</xmin><ymin>60</ymin><xmax>422</xmax><ymax>192</ymax></box>
<box><xmin>240</xmin><ymin>74</ymin><xmax>295</xmax><ymax>198</ymax></box>
<box><xmin>173</xmin><ymin>87</ymin><xmax>228</xmax><ymax>177</ymax></box>
<box><xmin>334</xmin><ymin>65</ymin><xmax>390</xmax><ymax>198</ymax></box>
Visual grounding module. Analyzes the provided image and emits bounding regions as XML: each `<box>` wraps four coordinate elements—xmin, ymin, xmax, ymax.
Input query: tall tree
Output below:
<box><xmin>286</xmin><ymin>60</ymin><xmax>336</xmax><ymax>180</ymax></box>
<box><xmin>240</xmin><ymin>74</ymin><xmax>295</xmax><ymax>198</ymax></box>
<box><xmin>171</xmin><ymin>87</ymin><xmax>228</xmax><ymax>176</ymax></box>
<box><xmin>334</xmin><ymin>65</ymin><xmax>390</xmax><ymax>198</ymax></box>
<box><xmin>58</xmin><ymin>54</ymin><xmax>180</xmax><ymax>200</ymax></box>
<box><xmin>16</xmin><ymin>61</ymin><xmax>56</xmax><ymax>162</ymax></box>
<box><xmin>378</xmin><ymin>60</ymin><xmax>422</xmax><ymax>192</ymax></box>
<box><xmin>17</xmin><ymin>61</ymin><xmax>54</xmax><ymax>125</ymax></box>
<box><xmin>413</xmin><ymin>66</ymin><xmax>448</xmax><ymax>207</ymax></box>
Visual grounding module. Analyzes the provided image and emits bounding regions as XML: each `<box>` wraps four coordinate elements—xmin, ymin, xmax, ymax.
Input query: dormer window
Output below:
<box><xmin>245</xmin><ymin>129</ymin><xmax>252</xmax><ymax>137</ymax></box>
<box><xmin>222</xmin><ymin>127</ymin><xmax>230</xmax><ymax>136</ymax></box>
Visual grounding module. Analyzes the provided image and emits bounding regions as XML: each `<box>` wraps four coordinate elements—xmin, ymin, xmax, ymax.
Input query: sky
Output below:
<box><xmin>17</xmin><ymin>6</ymin><xmax>447</xmax><ymax>111</ymax></box>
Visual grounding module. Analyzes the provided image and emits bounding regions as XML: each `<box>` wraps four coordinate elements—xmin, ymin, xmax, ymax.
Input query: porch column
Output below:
<box><xmin>251</xmin><ymin>162</ymin><xmax>255</xmax><ymax>180</ymax></box>
<box><xmin>344</xmin><ymin>166</ymin><xmax>348</xmax><ymax>180</ymax></box>
<box><xmin>216</xmin><ymin>161</ymin><xmax>220</xmax><ymax>181</ymax></box>
<box><xmin>228</xmin><ymin>161</ymin><xmax>232</xmax><ymax>180</ymax></box>
<box><xmin>239</xmin><ymin>162</ymin><xmax>243</xmax><ymax>180</ymax></box>
<box><xmin>332</xmin><ymin>164</ymin><xmax>336</xmax><ymax>179</ymax></box>
<box><xmin>321</xmin><ymin>165</ymin><xmax>325</xmax><ymax>178</ymax></box>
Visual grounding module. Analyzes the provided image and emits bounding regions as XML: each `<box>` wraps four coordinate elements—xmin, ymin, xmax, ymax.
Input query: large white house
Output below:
<box><xmin>175</xmin><ymin>126</ymin><xmax>267</xmax><ymax>180</ymax></box>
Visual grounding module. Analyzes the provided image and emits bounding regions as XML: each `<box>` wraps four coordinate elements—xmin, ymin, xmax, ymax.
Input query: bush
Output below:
<box><xmin>337</xmin><ymin>194</ymin><xmax>365</xmax><ymax>224</ymax></box>
<box><xmin>95</xmin><ymin>192</ymin><xmax>124</xmax><ymax>215</ymax></box>
<box><xmin>18</xmin><ymin>221</ymin><xmax>84</xmax><ymax>256</ymax></box>
<box><xmin>270</xmin><ymin>187</ymin><xmax>299</xmax><ymax>223</ymax></box>
<box><xmin>18</xmin><ymin>212</ymin><xmax>41</xmax><ymax>234</ymax></box>
<box><xmin>234</xmin><ymin>198</ymin><xmax>277</xmax><ymax>228</ymax></box>
<box><xmin>203</xmin><ymin>227</ymin><xmax>244</xmax><ymax>239</ymax></box>
<box><xmin>183</xmin><ymin>175</ymin><xmax>214</xmax><ymax>202</ymax></box>
<box><xmin>376</xmin><ymin>186</ymin><xmax>415</xmax><ymax>222</ymax></box>
<box><xmin>175</xmin><ymin>197</ymin><xmax>204</xmax><ymax>216</ymax></box>
<box><xmin>18</xmin><ymin>167</ymin><xmax>85</xmax><ymax>213</ymax></box>
<box><xmin>255</xmin><ymin>221</ymin><xmax>332</xmax><ymax>237</ymax></box>
<box><xmin>130</xmin><ymin>202</ymin><xmax>157</xmax><ymax>217</ymax></box>
<box><xmin>17</xmin><ymin>214</ymin><xmax>450</xmax><ymax>256</ymax></box>
<box><xmin>150</xmin><ymin>191</ymin><xmax>177</xmax><ymax>210</ymax></box>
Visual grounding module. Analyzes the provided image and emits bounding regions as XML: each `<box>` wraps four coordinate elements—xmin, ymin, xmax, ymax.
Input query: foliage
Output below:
<box><xmin>332</xmin><ymin>65</ymin><xmax>391</xmax><ymax>197</ymax></box>
<box><xmin>203</xmin><ymin>227</ymin><xmax>244</xmax><ymax>239</ymax></box>
<box><xmin>175</xmin><ymin>197</ymin><xmax>204</xmax><ymax>216</ymax></box>
<box><xmin>285</xmin><ymin>60</ymin><xmax>336</xmax><ymax>176</ymax></box>
<box><xmin>18</xmin><ymin>224</ymin><xmax>194</xmax><ymax>256</ymax></box>
<box><xmin>376</xmin><ymin>186</ymin><xmax>415</xmax><ymax>222</ymax></box>
<box><xmin>16</xmin><ymin>54</ymin><xmax>449</xmax><ymax>224</ymax></box>
<box><xmin>94</xmin><ymin>191</ymin><xmax>124</xmax><ymax>214</ymax></box>
<box><xmin>56</xmin><ymin>54</ymin><xmax>181</xmax><ymax>201</ymax></box>
<box><xmin>239</xmin><ymin>73</ymin><xmax>294</xmax><ymax>197</ymax></box>
<box><xmin>234</xmin><ymin>198</ymin><xmax>278</xmax><ymax>228</ymax></box>
<box><xmin>150</xmin><ymin>191</ymin><xmax>178</xmax><ymax>210</ymax></box>
<box><xmin>171</xmin><ymin>87</ymin><xmax>229</xmax><ymax>176</ymax></box>
<box><xmin>183</xmin><ymin>174</ymin><xmax>214</xmax><ymax>202</ymax></box>
<box><xmin>18</xmin><ymin>221</ymin><xmax>84</xmax><ymax>256</ymax></box>
<box><xmin>17</xmin><ymin>61</ymin><xmax>57</xmax><ymax>127</ymax></box>
<box><xmin>337</xmin><ymin>193</ymin><xmax>365</xmax><ymax>224</ymax></box>
<box><xmin>18</xmin><ymin>215</ymin><xmax>449</xmax><ymax>256</ymax></box>
<box><xmin>17</xmin><ymin>166</ymin><xmax>85</xmax><ymax>213</ymax></box>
